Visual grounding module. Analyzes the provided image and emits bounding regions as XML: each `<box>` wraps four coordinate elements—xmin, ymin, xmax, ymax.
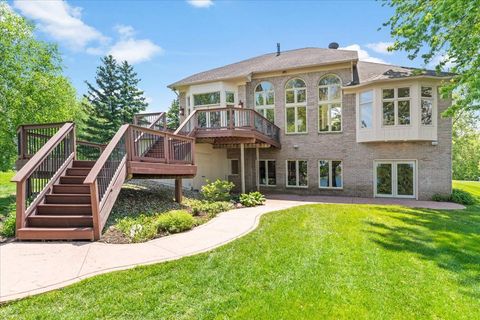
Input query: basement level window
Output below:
<box><xmin>230</xmin><ymin>159</ymin><xmax>239</xmax><ymax>175</ymax></box>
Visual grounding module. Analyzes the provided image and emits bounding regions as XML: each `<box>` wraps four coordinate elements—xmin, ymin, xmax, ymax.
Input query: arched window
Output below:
<box><xmin>285</xmin><ymin>78</ymin><xmax>307</xmax><ymax>133</ymax></box>
<box><xmin>254</xmin><ymin>81</ymin><xmax>275</xmax><ymax>123</ymax></box>
<box><xmin>318</xmin><ymin>74</ymin><xmax>342</xmax><ymax>132</ymax></box>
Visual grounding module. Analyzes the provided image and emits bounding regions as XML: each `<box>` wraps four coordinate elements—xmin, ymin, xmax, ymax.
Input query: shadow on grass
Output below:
<box><xmin>366</xmin><ymin>204</ymin><xmax>480</xmax><ymax>298</ymax></box>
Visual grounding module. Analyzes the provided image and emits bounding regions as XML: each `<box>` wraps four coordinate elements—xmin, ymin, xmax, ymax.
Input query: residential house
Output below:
<box><xmin>170</xmin><ymin>45</ymin><xmax>452</xmax><ymax>200</ymax></box>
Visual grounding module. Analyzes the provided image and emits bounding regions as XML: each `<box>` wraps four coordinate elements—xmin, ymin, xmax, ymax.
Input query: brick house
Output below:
<box><xmin>169</xmin><ymin>45</ymin><xmax>452</xmax><ymax>200</ymax></box>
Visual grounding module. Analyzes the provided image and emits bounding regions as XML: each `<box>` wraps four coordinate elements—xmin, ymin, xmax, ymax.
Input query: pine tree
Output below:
<box><xmin>83</xmin><ymin>55</ymin><xmax>122</xmax><ymax>144</ymax></box>
<box><xmin>166</xmin><ymin>98</ymin><xmax>180</xmax><ymax>130</ymax></box>
<box><xmin>82</xmin><ymin>56</ymin><xmax>148</xmax><ymax>144</ymax></box>
<box><xmin>118</xmin><ymin>61</ymin><xmax>147</xmax><ymax>124</ymax></box>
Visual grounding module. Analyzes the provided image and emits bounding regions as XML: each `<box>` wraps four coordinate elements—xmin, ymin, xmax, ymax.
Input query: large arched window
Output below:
<box><xmin>285</xmin><ymin>78</ymin><xmax>307</xmax><ymax>133</ymax></box>
<box><xmin>254</xmin><ymin>81</ymin><xmax>275</xmax><ymax>123</ymax></box>
<box><xmin>318</xmin><ymin>74</ymin><xmax>342</xmax><ymax>132</ymax></box>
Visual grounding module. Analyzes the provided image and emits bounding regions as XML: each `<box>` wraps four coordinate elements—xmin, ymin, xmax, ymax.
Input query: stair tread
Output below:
<box><xmin>18</xmin><ymin>227</ymin><xmax>93</xmax><ymax>232</ymax></box>
<box><xmin>38</xmin><ymin>203</ymin><xmax>91</xmax><ymax>207</ymax></box>
<box><xmin>29</xmin><ymin>215</ymin><xmax>93</xmax><ymax>219</ymax></box>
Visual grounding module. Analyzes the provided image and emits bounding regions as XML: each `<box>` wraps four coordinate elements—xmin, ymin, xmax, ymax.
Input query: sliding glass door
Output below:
<box><xmin>375</xmin><ymin>161</ymin><xmax>416</xmax><ymax>198</ymax></box>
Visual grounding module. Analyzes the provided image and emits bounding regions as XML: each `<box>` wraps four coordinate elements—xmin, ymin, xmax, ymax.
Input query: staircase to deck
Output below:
<box><xmin>12</xmin><ymin>112</ymin><xmax>196</xmax><ymax>241</ymax></box>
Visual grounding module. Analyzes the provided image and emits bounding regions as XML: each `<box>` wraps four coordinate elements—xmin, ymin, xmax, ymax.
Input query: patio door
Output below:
<box><xmin>374</xmin><ymin>160</ymin><xmax>416</xmax><ymax>198</ymax></box>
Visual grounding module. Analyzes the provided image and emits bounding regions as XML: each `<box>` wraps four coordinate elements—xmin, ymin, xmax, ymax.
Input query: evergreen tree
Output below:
<box><xmin>118</xmin><ymin>61</ymin><xmax>147</xmax><ymax>124</ymax></box>
<box><xmin>83</xmin><ymin>55</ymin><xmax>122</xmax><ymax>144</ymax></box>
<box><xmin>166</xmin><ymin>98</ymin><xmax>180</xmax><ymax>130</ymax></box>
<box><xmin>83</xmin><ymin>56</ymin><xmax>148</xmax><ymax>143</ymax></box>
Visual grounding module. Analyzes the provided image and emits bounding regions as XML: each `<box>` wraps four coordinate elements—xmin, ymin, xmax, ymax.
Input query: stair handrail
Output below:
<box><xmin>84</xmin><ymin>124</ymin><xmax>130</xmax><ymax>240</ymax></box>
<box><xmin>12</xmin><ymin>122</ymin><xmax>76</xmax><ymax>232</ymax></box>
<box><xmin>174</xmin><ymin>109</ymin><xmax>197</xmax><ymax>136</ymax></box>
<box><xmin>134</xmin><ymin>112</ymin><xmax>167</xmax><ymax>131</ymax></box>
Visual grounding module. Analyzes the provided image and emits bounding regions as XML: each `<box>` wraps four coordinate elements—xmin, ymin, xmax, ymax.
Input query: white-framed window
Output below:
<box><xmin>193</xmin><ymin>91</ymin><xmax>221</xmax><ymax>107</ymax></box>
<box><xmin>359</xmin><ymin>90</ymin><xmax>373</xmax><ymax>129</ymax></box>
<box><xmin>421</xmin><ymin>86</ymin><xmax>434</xmax><ymax>125</ymax></box>
<box><xmin>318</xmin><ymin>75</ymin><xmax>342</xmax><ymax>132</ymax></box>
<box><xmin>229</xmin><ymin>159</ymin><xmax>239</xmax><ymax>175</ymax></box>
<box><xmin>382</xmin><ymin>87</ymin><xmax>411</xmax><ymax>126</ymax></box>
<box><xmin>254</xmin><ymin>81</ymin><xmax>275</xmax><ymax>123</ymax></box>
<box><xmin>318</xmin><ymin>160</ymin><xmax>343</xmax><ymax>189</ymax></box>
<box><xmin>285</xmin><ymin>78</ymin><xmax>307</xmax><ymax>133</ymax></box>
<box><xmin>374</xmin><ymin>160</ymin><xmax>416</xmax><ymax>198</ymax></box>
<box><xmin>226</xmin><ymin>91</ymin><xmax>235</xmax><ymax>105</ymax></box>
<box><xmin>286</xmin><ymin>160</ymin><xmax>308</xmax><ymax>187</ymax></box>
<box><xmin>259</xmin><ymin>160</ymin><xmax>276</xmax><ymax>186</ymax></box>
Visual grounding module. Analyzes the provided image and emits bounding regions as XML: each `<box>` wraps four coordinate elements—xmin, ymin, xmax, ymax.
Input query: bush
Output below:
<box><xmin>432</xmin><ymin>188</ymin><xmax>476</xmax><ymax>205</ymax></box>
<box><xmin>201</xmin><ymin>179</ymin><xmax>234</xmax><ymax>202</ymax></box>
<box><xmin>451</xmin><ymin>188</ymin><xmax>476</xmax><ymax>205</ymax></box>
<box><xmin>155</xmin><ymin>210</ymin><xmax>195</xmax><ymax>234</ymax></box>
<box><xmin>184</xmin><ymin>199</ymin><xmax>234</xmax><ymax>218</ymax></box>
<box><xmin>239</xmin><ymin>191</ymin><xmax>266</xmax><ymax>207</ymax></box>
<box><xmin>0</xmin><ymin>211</ymin><xmax>16</xmax><ymax>238</ymax></box>
<box><xmin>116</xmin><ymin>215</ymin><xmax>158</xmax><ymax>243</ymax></box>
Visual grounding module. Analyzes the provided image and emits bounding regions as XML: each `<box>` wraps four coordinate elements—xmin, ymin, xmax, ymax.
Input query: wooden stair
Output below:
<box><xmin>17</xmin><ymin>160</ymin><xmax>96</xmax><ymax>240</ymax></box>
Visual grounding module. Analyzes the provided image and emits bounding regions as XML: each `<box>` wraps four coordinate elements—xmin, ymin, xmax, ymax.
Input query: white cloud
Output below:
<box><xmin>108</xmin><ymin>25</ymin><xmax>163</xmax><ymax>64</ymax></box>
<box><xmin>366</xmin><ymin>42</ymin><xmax>394</xmax><ymax>55</ymax></box>
<box><xmin>13</xmin><ymin>0</ymin><xmax>108</xmax><ymax>50</ymax></box>
<box><xmin>341</xmin><ymin>44</ymin><xmax>387</xmax><ymax>64</ymax></box>
<box><xmin>187</xmin><ymin>0</ymin><xmax>214</xmax><ymax>8</ymax></box>
<box><xmin>429</xmin><ymin>53</ymin><xmax>455</xmax><ymax>71</ymax></box>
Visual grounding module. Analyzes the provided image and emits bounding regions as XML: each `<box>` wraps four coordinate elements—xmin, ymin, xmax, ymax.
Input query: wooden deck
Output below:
<box><xmin>12</xmin><ymin>113</ymin><xmax>196</xmax><ymax>241</ymax></box>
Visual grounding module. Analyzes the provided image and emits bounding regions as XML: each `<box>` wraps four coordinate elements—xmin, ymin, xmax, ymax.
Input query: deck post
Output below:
<box><xmin>255</xmin><ymin>146</ymin><xmax>259</xmax><ymax>191</ymax></box>
<box><xmin>240</xmin><ymin>143</ymin><xmax>245</xmax><ymax>193</ymax></box>
<box><xmin>175</xmin><ymin>178</ymin><xmax>183</xmax><ymax>203</ymax></box>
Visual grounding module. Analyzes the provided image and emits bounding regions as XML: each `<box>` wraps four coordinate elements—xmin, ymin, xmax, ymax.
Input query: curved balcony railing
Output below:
<box><xmin>175</xmin><ymin>107</ymin><xmax>280</xmax><ymax>146</ymax></box>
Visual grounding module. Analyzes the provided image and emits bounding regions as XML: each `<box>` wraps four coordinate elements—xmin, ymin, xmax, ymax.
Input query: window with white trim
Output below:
<box><xmin>286</xmin><ymin>160</ymin><xmax>308</xmax><ymax>187</ymax></box>
<box><xmin>421</xmin><ymin>86</ymin><xmax>433</xmax><ymax>125</ymax></box>
<box><xmin>382</xmin><ymin>87</ymin><xmax>411</xmax><ymax>126</ymax></box>
<box><xmin>359</xmin><ymin>90</ymin><xmax>373</xmax><ymax>128</ymax></box>
<box><xmin>255</xmin><ymin>82</ymin><xmax>275</xmax><ymax>123</ymax></box>
<box><xmin>259</xmin><ymin>160</ymin><xmax>276</xmax><ymax>186</ymax></box>
<box><xmin>318</xmin><ymin>160</ymin><xmax>343</xmax><ymax>189</ymax></box>
<box><xmin>193</xmin><ymin>91</ymin><xmax>221</xmax><ymax>107</ymax></box>
<box><xmin>318</xmin><ymin>75</ymin><xmax>342</xmax><ymax>132</ymax></box>
<box><xmin>285</xmin><ymin>78</ymin><xmax>307</xmax><ymax>133</ymax></box>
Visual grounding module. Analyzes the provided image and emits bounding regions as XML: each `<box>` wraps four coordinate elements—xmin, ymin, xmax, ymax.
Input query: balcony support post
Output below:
<box><xmin>240</xmin><ymin>143</ymin><xmax>245</xmax><ymax>194</ymax></box>
<box><xmin>175</xmin><ymin>178</ymin><xmax>183</xmax><ymax>203</ymax></box>
<box><xmin>255</xmin><ymin>146</ymin><xmax>259</xmax><ymax>191</ymax></box>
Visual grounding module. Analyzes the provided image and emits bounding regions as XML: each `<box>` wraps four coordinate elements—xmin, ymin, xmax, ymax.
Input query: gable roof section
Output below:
<box><xmin>169</xmin><ymin>47</ymin><xmax>358</xmax><ymax>88</ymax></box>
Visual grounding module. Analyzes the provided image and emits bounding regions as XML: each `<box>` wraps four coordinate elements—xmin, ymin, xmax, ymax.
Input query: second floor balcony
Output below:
<box><xmin>175</xmin><ymin>107</ymin><xmax>281</xmax><ymax>148</ymax></box>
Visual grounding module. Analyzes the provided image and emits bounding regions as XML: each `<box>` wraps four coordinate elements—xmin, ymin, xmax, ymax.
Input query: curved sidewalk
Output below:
<box><xmin>0</xmin><ymin>197</ymin><xmax>463</xmax><ymax>302</ymax></box>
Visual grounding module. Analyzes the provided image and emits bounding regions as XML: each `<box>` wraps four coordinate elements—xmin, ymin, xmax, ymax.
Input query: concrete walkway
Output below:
<box><xmin>0</xmin><ymin>197</ymin><xmax>463</xmax><ymax>302</ymax></box>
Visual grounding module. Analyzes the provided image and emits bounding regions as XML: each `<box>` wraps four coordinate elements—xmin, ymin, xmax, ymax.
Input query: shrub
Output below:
<box><xmin>116</xmin><ymin>215</ymin><xmax>158</xmax><ymax>243</ymax></box>
<box><xmin>184</xmin><ymin>199</ymin><xmax>234</xmax><ymax>218</ymax></box>
<box><xmin>0</xmin><ymin>211</ymin><xmax>16</xmax><ymax>238</ymax></box>
<box><xmin>432</xmin><ymin>188</ymin><xmax>476</xmax><ymax>205</ymax></box>
<box><xmin>155</xmin><ymin>210</ymin><xmax>195</xmax><ymax>234</ymax></box>
<box><xmin>201</xmin><ymin>179</ymin><xmax>235</xmax><ymax>202</ymax></box>
<box><xmin>239</xmin><ymin>191</ymin><xmax>266</xmax><ymax>207</ymax></box>
<box><xmin>451</xmin><ymin>188</ymin><xmax>476</xmax><ymax>205</ymax></box>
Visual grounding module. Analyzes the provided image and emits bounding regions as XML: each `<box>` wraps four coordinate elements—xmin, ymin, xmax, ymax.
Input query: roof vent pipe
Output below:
<box><xmin>328</xmin><ymin>42</ymin><xmax>339</xmax><ymax>49</ymax></box>
<box><xmin>276</xmin><ymin>43</ymin><xmax>280</xmax><ymax>56</ymax></box>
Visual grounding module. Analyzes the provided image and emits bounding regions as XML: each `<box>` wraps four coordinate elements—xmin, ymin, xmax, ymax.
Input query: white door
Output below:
<box><xmin>374</xmin><ymin>160</ymin><xmax>416</xmax><ymax>198</ymax></box>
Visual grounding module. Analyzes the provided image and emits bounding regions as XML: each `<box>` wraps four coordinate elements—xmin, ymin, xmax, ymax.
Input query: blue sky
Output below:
<box><xmin>9</xmin><ymin>0</ymin><xmax>423</xmax><ymax>112</ymax></box>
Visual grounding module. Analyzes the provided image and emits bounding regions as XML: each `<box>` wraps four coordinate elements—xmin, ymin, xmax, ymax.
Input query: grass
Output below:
<box><xmin>0</xmin><ymin>171</ymin><xmax>16</xmax><ymax>238</ymax></box>
<box><xmin>0</xmin><ymin>181</ymin><xmax>479</xmax><ymax>319</ymax></box>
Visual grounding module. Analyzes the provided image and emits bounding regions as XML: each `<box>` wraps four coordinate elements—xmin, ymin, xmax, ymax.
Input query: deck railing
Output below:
<box><xmin>175</xmin><ymin>107</ymin><xmax>280</xmax><ymax>145</ymax></box>
<box><xmin>76</xmin><ymin>140</ymin><xmax>106</xmax><ymax>160</ymax></box>
<box><xmin>133</xmin><ymin>112</ymin><xmax>167</xmax><ymax>131</ymax></box>
<box><xmin>12</xmin><ymin>123</ymin><xmax>76</xmax><ymax>231</ymax></box>
<box><xmin>17</xmin><ymin>123</ymin><xmax>66</xmax><ymax>159</ymax></box>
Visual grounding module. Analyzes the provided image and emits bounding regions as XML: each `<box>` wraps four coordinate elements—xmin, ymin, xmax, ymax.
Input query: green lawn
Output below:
<box><xmin>1</xmin><ymin>182</ymin><xmax>479</xmax><ymax>319</ymax></box>
<box><xmin>0</xmin><ymin>171</ymin><xmax>15</xmax><ymax>237</ymax></box>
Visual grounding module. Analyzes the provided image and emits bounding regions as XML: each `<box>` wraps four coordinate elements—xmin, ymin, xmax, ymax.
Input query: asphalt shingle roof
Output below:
<box><xmin>169</xmin><ymin>47</ymin><xmax>358</xmax><ymax>88</ymax></box>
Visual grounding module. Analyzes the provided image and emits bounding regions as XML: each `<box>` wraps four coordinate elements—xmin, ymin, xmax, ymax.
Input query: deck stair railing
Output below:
<box><xmin>12</xmin><ymin>122</ymin><xmax>76</xmax><ymax>231</ymax></box>
<box><xmin>13</xmin><ymin>113</ymin><xmax>195</xmax><ymax>240</ymax></box>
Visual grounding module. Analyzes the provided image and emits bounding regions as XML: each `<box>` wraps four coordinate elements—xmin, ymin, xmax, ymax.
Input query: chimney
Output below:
<box><xmin>276</xmin><ymin>43</ymin><xmax>280</xmax><ymax>56</ymax></box>
<box><xmin>328</xmin><ymin>42</ymin><xmax>339</xmax><ymax>49</ymax></box>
